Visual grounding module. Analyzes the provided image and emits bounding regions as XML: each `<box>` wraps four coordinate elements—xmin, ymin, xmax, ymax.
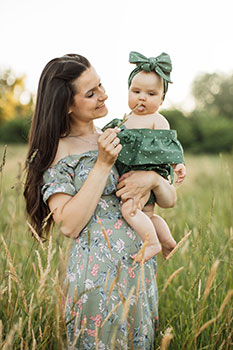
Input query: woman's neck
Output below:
<box><xmin>69</xmin><ymin>121</ymin><xmax>98</xmax><ymax>137</ymax></box>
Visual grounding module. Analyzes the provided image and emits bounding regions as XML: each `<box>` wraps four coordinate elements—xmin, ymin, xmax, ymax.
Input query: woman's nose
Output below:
<box><xmin>98</xmin><ymin>86</ymin><xmax>108</xmax><ymax>101</ymax></box>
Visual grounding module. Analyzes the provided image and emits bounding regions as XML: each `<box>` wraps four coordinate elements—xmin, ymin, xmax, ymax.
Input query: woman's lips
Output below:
<box><xmin>96</xmin><ymin>104</ymin><xmax>105</xmax><ymax>109</ymax></box>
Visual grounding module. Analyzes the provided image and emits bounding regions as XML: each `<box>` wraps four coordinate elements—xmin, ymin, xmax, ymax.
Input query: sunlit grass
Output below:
<box><xmin>0</xmin><ymin>144</ymin><xmax>232</xmax><ymax>349</ymax></box>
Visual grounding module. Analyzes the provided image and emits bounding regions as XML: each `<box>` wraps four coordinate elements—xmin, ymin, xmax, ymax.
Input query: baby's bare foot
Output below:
<box><xmin>161</xmin><ymin>238</ymin><xmax>176</xmax><ymax>259</ymax></box>
<box><xmin>131</xmin><ymin>242</ymin><xmax>161</xmax><ymax>263</ymax></box>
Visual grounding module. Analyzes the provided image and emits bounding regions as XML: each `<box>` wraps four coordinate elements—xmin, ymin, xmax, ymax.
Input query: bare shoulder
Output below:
<box><xmin>50</xmin><ymin>138</ymin><xmax>70</xmax><ymax>166</ymax></box>
<box><xmin>152</xmin><ymin>112</ymin><xmax>170</xmax><ymax>130</ymax></box>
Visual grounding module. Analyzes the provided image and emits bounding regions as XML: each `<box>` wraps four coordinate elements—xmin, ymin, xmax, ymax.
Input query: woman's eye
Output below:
<box><xmin>87</xmin><ymin>91</ymin><xmax>94</xmax><ymax>98</ymax></box>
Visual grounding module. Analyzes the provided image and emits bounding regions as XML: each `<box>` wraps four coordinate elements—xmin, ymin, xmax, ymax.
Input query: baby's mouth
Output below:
<box><xmin>137</xmin><ymin>104</ymin><xmax>145</xmax><ymax>112</ymax></box>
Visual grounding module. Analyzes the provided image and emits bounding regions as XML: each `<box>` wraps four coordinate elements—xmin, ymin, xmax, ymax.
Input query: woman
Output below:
<box><xmin>24</xmin><ymin>54</ymin><xmax>176</xmax><ymax>349</ymax></box>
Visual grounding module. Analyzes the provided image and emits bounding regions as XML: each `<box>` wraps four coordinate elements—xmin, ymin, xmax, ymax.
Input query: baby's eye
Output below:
<box><xmin>133</xmin><ymin>90</ymin><xmax>140</xmax><ymax>94</ymax></box>
<box><xmin>149</xmin><ymin>92</ymin><xmax>155</xmax><ymax>96</ymax></box>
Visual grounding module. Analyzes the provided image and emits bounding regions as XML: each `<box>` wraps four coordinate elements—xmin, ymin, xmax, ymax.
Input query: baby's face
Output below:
<box><xmin>128</xmin><ymin>71</ymin><xmax>164</xmax><ymax>115</ymax></box>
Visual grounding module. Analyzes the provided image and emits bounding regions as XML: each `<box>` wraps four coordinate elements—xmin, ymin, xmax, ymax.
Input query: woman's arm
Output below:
<box><xmin>48</xmin><ymin>128</ymin><xmax>122</xmax><ymax>238</ymax></box>
<box><xmin>116</xmin><ymin>170</ymin><xmax>177</xmax><ymax>215</ymax></box>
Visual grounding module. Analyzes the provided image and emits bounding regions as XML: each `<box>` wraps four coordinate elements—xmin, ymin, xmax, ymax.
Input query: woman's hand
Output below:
<box><xmin>96</xmin><ymin>128</ymin><xmax>122</xmax><ymax>168</ymax></box>
<box><xmin>116</xmin><ymin>170</ymin><xmax>177</xmax><ymax>215</ymax></box>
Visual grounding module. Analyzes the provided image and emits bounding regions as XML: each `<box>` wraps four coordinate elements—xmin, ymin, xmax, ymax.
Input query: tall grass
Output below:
<box><xmin>0</xmin><ymin>145</ymin><xmax>232</xmax><ymax>349</ymax></box>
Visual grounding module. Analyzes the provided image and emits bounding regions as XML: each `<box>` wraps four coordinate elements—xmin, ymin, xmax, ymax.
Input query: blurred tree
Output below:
<box><xmin>191</xmin><ymin>72</ymin><xmax>233</xmax><ymax>119</ymax></box>
<box><xmin>0</xmin><ymin>69</ymin><xmax>34</xmax><ymax>123</ymax></box>
<box><xmin>161</xmin><ymin>109</ymin><xmax>196</xmax><ymax>151</ymax></box>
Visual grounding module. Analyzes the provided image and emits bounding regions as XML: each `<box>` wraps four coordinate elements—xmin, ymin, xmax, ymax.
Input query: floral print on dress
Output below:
<box><xmin>41</xmin><ymin>151</ymin><xmax>158</xmax><ymax>349</ymax></box>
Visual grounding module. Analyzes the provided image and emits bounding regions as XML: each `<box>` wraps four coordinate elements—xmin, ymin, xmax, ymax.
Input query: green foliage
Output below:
<box><xmin>189</xmin><ymin>111</ymin><xmax>233</xmax><ymax>153</ymax></box>
<box><xmin>191</xmin><ymin>72</ymin><xmax>233</xmax><ymax>119</ymax></box>
<box><xmin>0</xmin><ymin>147</ymin><xmax>232</xmax><ymax>349</ymax></box>
<box><xmin>161</xmin><ymin>109</ymin><xmax>196</xmax><ymax>150</ymax></box>
<box><xmin>162</xmin><ymin>109</ymin><xmax>233</xmax><ymax>154</ymax></box>
<box><xmin>0</xmin><ymin>116</ymin><xmax>31</xmax><ymax>143</ymax></box>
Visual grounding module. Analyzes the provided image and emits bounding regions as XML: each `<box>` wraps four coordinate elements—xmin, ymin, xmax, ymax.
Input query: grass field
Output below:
<box><xmin>0</xmin><ymin>144</ymin><xmax>232</xmax><ymax>349</ymax></box>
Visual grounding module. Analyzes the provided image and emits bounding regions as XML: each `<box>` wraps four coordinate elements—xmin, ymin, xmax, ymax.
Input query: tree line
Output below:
<box><xmin>0</xmin><ymin>69</ymin><xmax>233</xmax><ymax>153</ymax></box>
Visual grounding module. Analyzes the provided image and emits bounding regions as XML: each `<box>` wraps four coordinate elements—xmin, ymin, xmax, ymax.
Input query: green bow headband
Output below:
<box><xmin>128</xmin><ymin>51</ymin><xmax>173</xmax><ymax>96</ymax></box>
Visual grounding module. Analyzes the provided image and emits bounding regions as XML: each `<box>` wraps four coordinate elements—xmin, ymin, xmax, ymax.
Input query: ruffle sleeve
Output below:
<box><xmin>117</xmin><ymin>129</ymin><xmax>185</xmax><ymax>166</ymax></box>
<box><xmin>41</xmin><ymin>158</ymin><xmax>78</xmax><ymax>203</ymax></box>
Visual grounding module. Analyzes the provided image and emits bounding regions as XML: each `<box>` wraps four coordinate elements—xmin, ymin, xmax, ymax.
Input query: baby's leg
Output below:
<box><xmin>121</xmin><ymin>194</ymin><xmax>161</xmax><ymax>262</ymax></box>
<box><xmin>150</xmin><ymin>213</ymin><xmax>176</xmax><ymax>259</ymax></box>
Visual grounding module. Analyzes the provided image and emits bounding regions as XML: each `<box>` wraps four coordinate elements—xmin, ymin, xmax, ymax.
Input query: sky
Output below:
<box><xmin>1</xmin><ymin>0</ymin><xmax>233</xmax><ymax>127</ymax></box>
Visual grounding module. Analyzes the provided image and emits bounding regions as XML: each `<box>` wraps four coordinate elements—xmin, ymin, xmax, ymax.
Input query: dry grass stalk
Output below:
<box><xmin>0</xmin><ymin>144</ymin><xmax>7</xmax><ymax>173</ymax></box>
<box><xmin>121</xmin><ymin>286</ymin><xmax>135</xmax><ymax>323</ymax></box>
<box><xmin>217</xmin><ymin>289</ymin><xmax>233</xmax><ymax>318</ymax></box>
<box><xmin>72</xmin><ymin>316</ymin><xmax>87</xmax><ymax>347</ymax></box>
<box><xmin>195</xmin><ymin>289</ymin><xmax>233</xmax><ymax>339</ymax></box>
<box><xmin>2</xmin><ymin>321</ymin><xmax>19</xmax><ymax>350</ymax></box>
<box><xmin>104</xmin><ymin>268</ymin><xmax>111</xmax><ymax>292</ymax></box>
<box><xmin>0</xmin><ymin>286</ymin><xmax>7</xmax><ymax>300</ymax></box>
<box><xmin>162</xmin><ymin>267</ymin><xmax>184</xmax><ymax>293</ymax></box>
<box><xmin>37</xmin><ymin>236</ymin><xmax>56</xmax><ymax>298</ymax></box>
<box><xmin>160</xmin><ymin>327</ymin><xmax>174</xmax><ymax>350</ymax></box>
<box><xmin>28</xmin><ymin>293</ymin><xmax>34</xmax><ymax>335</ymax></box>
<box><xmin>132</xmin><ymin>233</ymin><xmax>149</xmax><ymax>265</ymax></box>
<box><xmin>2</xmin><ymin>236</ymin><xmax>28</xmax><ymax>312</ymax></box>
<box><xmin>101</xmin><ymin>301</ymin><xmax>122</xmax><ymax>328</ymax></box>
<box><xmin>197</xmin><ymin>279</ymin><xmax>202</xmax><ymax>300</ymax></box>
<box><xmin>195</xmin><ymin>317</ymin><xmax>217</xmax><ymax>339</ymax></box>
<box><xmin>101</xmin><ymin>226</ymin><xmax>112</xmax><ymax>252</ymax></box>
<box><xmin>117</xmin><ymin>104</ymin><xmax>141</xmax><ymax>127</ymax></box>
<box><xmin>8</xmin><ymin>274</ymin><xmax>11</xmax><ymax>304</ymax></box>
<box><xmin>165</xmin><ymin>230</ymin><xmax>192</xmax><ymax>262</ymax></box>
<box><xmin>35</xmin><ymin>250</ymin><xmax>44</xmax><ymax>275</ymax></box>
<box><xmin>203</xmin><ymin>260</ymin><xmax>219</xmax><ymax>300</ymax></box>
<box><xmin>107</xmin><ymin>261</ymin><xmax>121</xmax><ymax>303</ymax></box>
<box><xmin>31</xmin><ymin>329</ymin><xmax>36</xmax><ymax>350</ymax></box>
<box><xmin>0</xmin><ymin>319</ymin><xmax>2</xmax><ymax>346</ymax></box>
<box><xmin>26</xmin><ymin>221</ymin><xmax>45</xmax><ymax>251</ymax></box>
<box><xmin>41</xmin><ymin>208</ymin><xmax>56</xmax><ymax>231</ymax></box>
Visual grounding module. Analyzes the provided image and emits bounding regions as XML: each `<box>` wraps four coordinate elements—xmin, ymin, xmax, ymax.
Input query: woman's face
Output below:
<box><xmin>69</xmin><ymin>66</ymin><xmax>108</xmax><ymax>122</ymax></box>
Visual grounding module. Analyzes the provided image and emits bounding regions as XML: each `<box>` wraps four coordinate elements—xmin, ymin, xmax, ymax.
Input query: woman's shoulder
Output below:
<box><xmin>50</xmin><ymin>138</ymin><xmax>70</xmax><ymax>167</ymax></box>
<box><xmin>50</xmin><ymin>137</ymin><xmax>98</xmax><ymax>167</ymax></box>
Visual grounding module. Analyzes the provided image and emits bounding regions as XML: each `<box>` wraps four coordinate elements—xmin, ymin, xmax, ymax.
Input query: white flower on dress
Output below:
<box><xmin>99</xmin><ymin>299</ymin><xmax>105</xmax><ymax>313</ymax></box>
<box><xmin>67</xmin><ymin>272</ymin><xmax>75</xmax><ymax>282</ymax></box>
<box><xmin>98</xmin><ymin>198</ymin><xmax>109</xmax><ymax>210</ymax></box>
<box><xmin>113</xmin><ymin>239</ymin><xmax>125</xmax><ymax>253</ymax></box>
<box><xmin>84</xmin><ymin>279</ymin><xmax>94</xmax><ymax>290</ymax></box>
<box><xmin>126</xmin><ymin>229</ymin><xmax>135</xmax><ymax>240</ymax></box>
<box><xmin>97</xmin><ymin>341</ymin><xmax>106</xmax><ymax>350</ymax></box>
<box><xmin>129</xmin><ymin>294</ymin><xmax>137</xmax><ymax>306</ymax></box>
<box><xmin>81</xmin><ymin>293</ymin><xmax>88</xmax><ymax>303</ymax></box>
<box><xmin>148</xmin><ymin>285</ymin><xmax>155</xmax><ymax>297</ymax></box>
<box><xmin>143</xmin><ymin>324</ymin><xmax>148</xmax><ymax>335</ymax></box>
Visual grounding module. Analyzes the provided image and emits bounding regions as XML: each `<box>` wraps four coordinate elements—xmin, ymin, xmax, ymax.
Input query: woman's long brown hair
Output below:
<box><xmin>24</xmin><ymin>54</ymin><xmax>90</xmax><ymax>236</ymax></box>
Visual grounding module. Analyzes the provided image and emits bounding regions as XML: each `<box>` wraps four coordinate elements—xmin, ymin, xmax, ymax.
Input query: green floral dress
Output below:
<box><xmin>42</xmin><ymin>151</ymin><xmax>158</xmax><ymax>350</ymax></box>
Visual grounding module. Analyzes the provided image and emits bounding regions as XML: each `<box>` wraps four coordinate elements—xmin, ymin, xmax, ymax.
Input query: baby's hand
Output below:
<box><xmin>172</xmin><ymin>163</ymin><xmax>186</xmax><ymax>184</ymax></box>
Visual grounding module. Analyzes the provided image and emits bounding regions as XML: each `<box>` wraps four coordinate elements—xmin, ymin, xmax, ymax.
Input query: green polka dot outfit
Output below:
<box><xmin>103</xmin><ymin>119</ymin><xmax>185</xmax><ymax>204</ymax></box>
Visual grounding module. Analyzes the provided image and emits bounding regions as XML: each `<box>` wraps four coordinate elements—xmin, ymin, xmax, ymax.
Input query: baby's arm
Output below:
<box><xmin>172</xmin><ymin>163</ymin><xmax>186</xmax><ymax>184</ymax></box>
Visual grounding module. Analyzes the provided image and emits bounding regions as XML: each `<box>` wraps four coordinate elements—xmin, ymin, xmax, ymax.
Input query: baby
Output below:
<box><xmin>104</xmin><ymin>51</ymin><xmax>186</xmax><ymax>262</ymax></box>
